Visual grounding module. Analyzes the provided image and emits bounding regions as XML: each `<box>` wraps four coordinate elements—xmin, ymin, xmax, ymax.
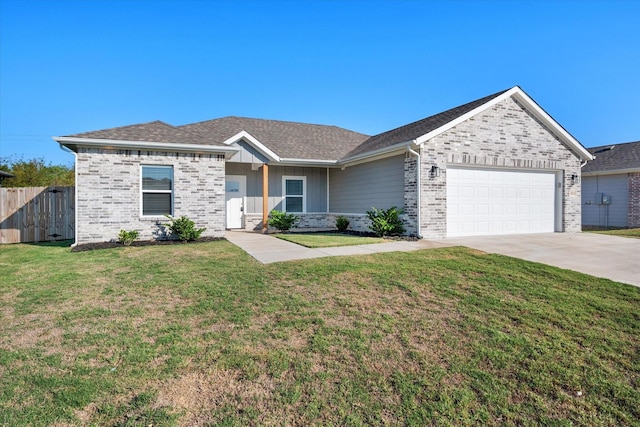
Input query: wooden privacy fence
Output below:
<box><xmin>0</xmin><ymin>186</ymin><xmax>75</xmax><ymax>244</ymax></box>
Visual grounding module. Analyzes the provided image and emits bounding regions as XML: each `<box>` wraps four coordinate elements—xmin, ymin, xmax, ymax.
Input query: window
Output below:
<box><xmin>283</xmin><ymin>176</ymin><xmax>306</xmax><ymax>213</ymax></box>
<box><xmin>142</xmin><ymin>166</ymin><xmax>173</xmax><ymax>216</ymax></box>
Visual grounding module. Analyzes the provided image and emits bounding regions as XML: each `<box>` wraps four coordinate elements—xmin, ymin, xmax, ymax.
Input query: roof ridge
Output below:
<box><xmin>180</xmin><ymin>115</ymin><xmax>369</xmax><ymax>135</ymax></box>
<box><xmin>588</xmin><ymin>140</ymin><xmax>640</xmax><ymax>151</ymax></box>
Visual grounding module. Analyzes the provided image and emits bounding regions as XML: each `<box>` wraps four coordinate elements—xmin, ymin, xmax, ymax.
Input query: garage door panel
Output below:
<box><xmin>447</xmin><ymin>167</ymin><xmax>556</xmax><ymax>237</ymax></box>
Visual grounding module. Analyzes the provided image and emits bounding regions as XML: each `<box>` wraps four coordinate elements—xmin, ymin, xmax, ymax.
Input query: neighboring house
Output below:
<box><xmin>581</xmin><ymin>141</ymin><xmax>640</xmax><ymax>228</ymax></box>
<box><xmin>54</xmin><ymin>86</ymin><xmax>593</xmax><ymax>245</ymax></box>
<box><xmin>0</xmin><ymin>170</ymin><xmax>14</xmax><ymax>187</ymax></box>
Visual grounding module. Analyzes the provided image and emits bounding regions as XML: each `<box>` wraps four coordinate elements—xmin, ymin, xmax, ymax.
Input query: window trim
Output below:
<box><xmin>282</xmin><ymin>175</ymin><xmax>306</xmax><ymax>213</ymax></box>
<box><xmin>141</xmin><ymin>165</ymin><xmax>174</xmax><ymax>217</ymax></box>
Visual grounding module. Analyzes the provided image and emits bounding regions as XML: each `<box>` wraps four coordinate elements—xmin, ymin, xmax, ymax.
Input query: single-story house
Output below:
<box><xmin>54</xmin><ymin>86</ymin><xmax>593</xmax><ymax>245</ymax></box>
<box><xmin>582</xmin><ymin>141</ymin><xmax>640</xmax><ymax>228</ymax></box>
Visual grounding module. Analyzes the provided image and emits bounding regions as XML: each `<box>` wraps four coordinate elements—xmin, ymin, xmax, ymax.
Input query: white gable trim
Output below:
<box><xmin>414</xmin><ymin>86</ymin><xmax>593</xmax><ymax>161</ymax></box>
<box><xmin>222</xmin><ymin>131</ymin><xmax>281</xmax><ymax>162</ymax></box>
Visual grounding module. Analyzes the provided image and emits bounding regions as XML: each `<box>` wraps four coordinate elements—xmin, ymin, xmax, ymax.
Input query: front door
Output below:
<box><xmin>225</xmin><ymin>175</ymin><xmax>246</xmax><ymax>229</ymax></box>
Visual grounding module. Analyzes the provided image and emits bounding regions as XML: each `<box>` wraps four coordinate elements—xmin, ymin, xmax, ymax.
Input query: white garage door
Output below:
<box><xmin>447</xmin><ymin>167</ymin><xmax>557</xmax><ymax>237</ymax></box>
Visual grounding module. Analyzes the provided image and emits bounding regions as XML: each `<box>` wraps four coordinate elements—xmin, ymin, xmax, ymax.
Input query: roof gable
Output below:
<box><xmin>342</xmin><ymin>86</ymin><xmax>592</xmax><ymax>162</ymax></box>
<box><xmin>583</xmin><ymin>141</ymin><xmax>640</xmax><ymax>173</ymax></box>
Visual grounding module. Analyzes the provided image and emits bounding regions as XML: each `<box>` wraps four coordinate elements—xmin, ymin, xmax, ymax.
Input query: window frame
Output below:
<box><xmin>282</xmin><ymin>175</ymin><xmax>306</xmax><ymax>213</ymax></box>
<box><xmin>141</xmin><ymin>165</ymin><xmax>174</xmax><ymax>217</ymax></box>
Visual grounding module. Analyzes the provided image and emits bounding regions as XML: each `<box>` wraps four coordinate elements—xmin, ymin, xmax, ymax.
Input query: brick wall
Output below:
<box><xmin>75</xmin><ymin>148</ymin><xmax>226</xmax><ymax>244</ymax></box>
<box><xmin>418</xmin><ymin>96</ymin><xmax>583</xmax><ymax>239</ymax></box>
<box><xmin>629</xmin><ymin>172</ymin><xmax>640</xmax><ymax>228</ymax></box>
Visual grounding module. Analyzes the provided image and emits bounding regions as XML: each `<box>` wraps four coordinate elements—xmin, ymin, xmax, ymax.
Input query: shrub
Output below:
<box><xmin>163</xmin><ymin>215</ymin><xmax>206</xmax><ymax>241</ymax></box>
<box><xmin>268</xmin><ymin>210</ymin><xmax>298</xmax><ymax>232</ymax></box>
<box><xmin>366</xmin><ymin>206</ymin><xmax>406</xmax><ymax>237</ymax></box>
<box><xmin>118</xmin><ymin>229</ymin><xmax>139</xmax><ymax>246</ymax></box>
<box><xmin>335</xmin><ymin>216</ymin><xmax>350</xmax><ymax>232</ymax></box>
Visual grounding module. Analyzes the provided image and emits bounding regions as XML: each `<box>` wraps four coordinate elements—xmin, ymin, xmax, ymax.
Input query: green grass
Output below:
<box><xmin>1</xmin><ymin>240</ymin><xmax>639</xmax><ymax>426</ymax></box>
<box><xmin>587</xmin><ymin>228</ymin><xmax>640</xmax><ymax>238</ymax></box>
<box><xmin>275</xmin><ymin>232</ymin><xmax>387</xmax><ymax>248</ymax></box>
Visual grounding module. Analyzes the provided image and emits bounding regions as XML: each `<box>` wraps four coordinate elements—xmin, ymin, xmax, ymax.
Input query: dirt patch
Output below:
<box><xmin>71</xmin><ymin>237</ymin><xmax>225</xmax><ymax>252</ymax></box>
<box><xmin>155</xmin><ymin>370</ymin><xmax>276</xmax><ymax>425</ymax></box>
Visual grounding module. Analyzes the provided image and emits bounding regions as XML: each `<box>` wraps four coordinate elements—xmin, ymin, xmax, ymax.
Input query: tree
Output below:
<box><xmin>0</xmin><ymin>157</ymin><xmax>74</xmax><ymax>187</ymax></box>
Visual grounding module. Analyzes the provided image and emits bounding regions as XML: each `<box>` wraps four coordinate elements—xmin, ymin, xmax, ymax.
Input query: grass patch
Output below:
<box><xmin>275</xmin><ymin>232</ymin><xmax>387</xmax><ymax>248</ymax></box>
<box><xmin>0</xmin><ymin>240</ymin><xmax>639</xmax><ymax>425</ymax></box>
<box><xmin>586</xmin><ymin>228</ymin><xmax>640</xmax><ymax>238</ymax></box>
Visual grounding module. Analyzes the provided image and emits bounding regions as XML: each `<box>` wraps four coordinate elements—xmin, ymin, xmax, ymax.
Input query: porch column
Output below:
<box><xmin>262</xmin><ymin>164</ymin><xmax>269</xmax><ymax>233</ymax></box>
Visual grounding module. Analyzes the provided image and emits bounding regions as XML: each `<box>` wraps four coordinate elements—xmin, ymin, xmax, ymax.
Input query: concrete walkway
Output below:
<box><xmin>224</xmin><ymin>231</ymin><xmax>452</xmax><ymax>264</ymax></box>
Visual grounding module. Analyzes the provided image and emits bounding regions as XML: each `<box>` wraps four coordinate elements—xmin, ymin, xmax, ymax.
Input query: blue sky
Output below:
<box><xmin>1</xmin><ymin>0</ymin><xmax>638</xmax><ymax>166</ymax></box>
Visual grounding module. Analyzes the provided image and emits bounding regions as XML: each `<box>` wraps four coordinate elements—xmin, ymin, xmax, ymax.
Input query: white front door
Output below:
<box><xmin>225</xmin><ymin>175</ymin><xmax>246</xmax><ymax>229</ymax></box>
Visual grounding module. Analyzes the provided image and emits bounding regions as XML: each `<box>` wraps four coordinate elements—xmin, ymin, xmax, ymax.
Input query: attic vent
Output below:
<box><xmin>594</xmin><ymin>145</ymin><xmax>615</xmax><ymax>154</ymax></box>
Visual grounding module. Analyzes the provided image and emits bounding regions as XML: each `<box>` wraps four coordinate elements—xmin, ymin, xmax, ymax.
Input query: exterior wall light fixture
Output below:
<box><xmin>430</xmin><ymin>165</ymin><xmax>441</xmax><ymax>178</ymax></box>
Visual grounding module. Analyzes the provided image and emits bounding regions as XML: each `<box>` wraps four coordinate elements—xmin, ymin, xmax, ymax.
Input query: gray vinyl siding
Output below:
<box><xmin>226</xmin><ymin>163</ymin><xmax>327</xmax><ymax>213</ymax></box>
<box><xmin>329</xmin><ymin>154</ymin><xmax>405</xmax><ymax>213</ymax></box>
<box><xmin>228</xmin><ymin>140</ymin><xmax>270</xmax><ymax>164</ymax></box>
<box><xmin>582</xmin><ymin>174</ymin><xmax>629</xmax><ymax>227</ymax></box>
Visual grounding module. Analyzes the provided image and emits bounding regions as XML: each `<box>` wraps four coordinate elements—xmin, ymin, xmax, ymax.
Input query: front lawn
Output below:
<box><xmin>275</xmin><ymin>232</ymin><xmax>387</xmax><ymax>248</ymax></box>
<box><xmin>1</xmin><ymin>240</ymin><xmax>638</xmax><ymax>426</ymax></box>
<box><xmin>587</xmin><ymin>228</ymin><xmax>640</xmax><ymax>238</ymax></box>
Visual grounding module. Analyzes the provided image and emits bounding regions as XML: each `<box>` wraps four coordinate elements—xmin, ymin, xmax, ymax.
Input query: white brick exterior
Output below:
<box><xmin>75</xmin><ymin>148</ymin><xmax>225</xmax><ymax>244</ymax></box>
<box><xmin>69</xmin><ymin>94</ymin><xmax>587</xmax><ymax>243</ymax></box>
<box><xmin>417</xmin><ymin>97</ymin><xmax>582</xmax><ymax>238</ymax></box>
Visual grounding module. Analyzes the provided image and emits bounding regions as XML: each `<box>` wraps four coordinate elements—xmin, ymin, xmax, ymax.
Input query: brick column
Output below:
<box><xmin>628</xmin><ymin>172</ymin><xmax>640</xmax><ymax>228</ymax></box>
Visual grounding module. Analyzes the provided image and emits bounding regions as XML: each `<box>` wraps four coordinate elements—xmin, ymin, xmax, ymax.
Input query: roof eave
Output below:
<box><xmin>277</xmin><ymin>158</ymin><xmax>339</xmax><ymax>167</ymax></box>
<box><xmin>338</xmin><ymin>140</ymin><xmax>414</xmax><ymax>167</ymax></box>
<box><xmin>582</xmin><ymin>167</ymin><xmax>640</xmax><ymax>176</ymax></box>
<box><xmin>53</xmin><ymin>136</ymin><xmax>240</xmax><ymax>159</ymax></box>
<box><xmin>510</xmin><ymin>88</ymin><xmax>594</xmax><ymax>161</ymax></box>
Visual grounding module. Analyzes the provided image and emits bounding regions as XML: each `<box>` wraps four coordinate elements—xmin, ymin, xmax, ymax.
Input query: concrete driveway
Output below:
<box><xmin>443</xmin><ymin>233</ymin><xmax>640</xmax><ymax>288</ymax></box>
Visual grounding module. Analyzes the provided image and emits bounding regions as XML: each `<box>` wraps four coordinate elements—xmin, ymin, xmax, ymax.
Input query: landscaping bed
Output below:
<box><xmin>71</xmin><ymin>236</ymin><xmax>224</xmax><ymax>252</ymax></box>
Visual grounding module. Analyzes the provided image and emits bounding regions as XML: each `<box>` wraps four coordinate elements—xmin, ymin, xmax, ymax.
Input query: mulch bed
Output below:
<box><xmin>71</xmin><ymin>237</ymin><xmax>224</xmax><ymax>252</ymax></box>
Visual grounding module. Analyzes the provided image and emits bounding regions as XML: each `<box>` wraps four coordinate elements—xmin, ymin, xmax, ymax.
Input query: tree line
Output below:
<box><xmin>0</xmin><ymin>157</ymin><xmax>74</xmax><ymax>187</ymax></box>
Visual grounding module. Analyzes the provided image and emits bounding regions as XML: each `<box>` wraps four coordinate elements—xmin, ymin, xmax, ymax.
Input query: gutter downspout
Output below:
<box><xmin>59</xmin><ymin>143</ymin><xmax>78</xmax><ymax>247</ymax></box>
<box><xmin>407</xmin><ymin>144</ymin><xmax>422</xmax><ymax>239</ymax></box>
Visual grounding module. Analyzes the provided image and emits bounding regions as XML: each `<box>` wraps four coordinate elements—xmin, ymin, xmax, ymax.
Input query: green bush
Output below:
<box><xmin>117</xmin><ymin>229</ymin><xmax>139</xmax><ymax>246</ymax></box>
<box><xmin>366</xmin><ymin>206</ymin><xmax>406</xmax><ymax>237</ymax></box>
<box><xmin>335</xmin><ymin>216</ymin><xmax>350</xmax><ymax>232</ymax></box>
<box><xmin>163</xmin><ymin>215</ymin><xmax>206</xmax><ymax>241</ymax></box>
<box><xmin>268</xmin><ymin>210</ymin><xmax>298</xmax><ymax>232</ymax></box>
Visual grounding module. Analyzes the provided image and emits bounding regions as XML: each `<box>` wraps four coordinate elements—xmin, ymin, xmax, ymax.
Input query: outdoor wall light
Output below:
<box><xmin>430</xmin><ymin>165</ymin><xmax>441</xmax><ymax>178</ymax></box>
<box><xmin>571</xmin><ymin>174</ymin><xmax>580</xmax><ymax>184</ymax></box>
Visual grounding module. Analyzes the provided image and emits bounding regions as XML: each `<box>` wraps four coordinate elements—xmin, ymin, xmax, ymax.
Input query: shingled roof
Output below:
<box><xmin>583</xmin><ymin>141</ymin><xmax>640</xmax><ymax>173</ymax></box>
<box><xmin>344</xmin><ymin>89</ymin><xmax>510</xmax><ymax>158</ymax></box>
<box><xmin>58</xmin><ymin>86</ymin><xmax>590</xmax><ymax>163</ymax></box>
<box><xmin>180</xmin><ymin>116</ymin><xmax>369</xmax><ymax>160</ymax></box>
<box><xmin>67</xmin><ymin>120</ymin><xmax>216</xmax><ymax>146</ymax></box>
